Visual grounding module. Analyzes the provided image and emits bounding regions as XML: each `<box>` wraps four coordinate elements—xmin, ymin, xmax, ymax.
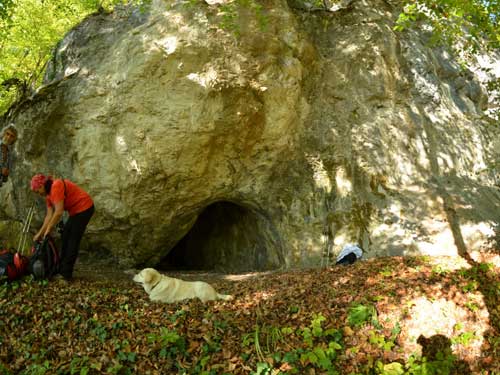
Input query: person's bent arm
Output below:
<box><xmin>34</xmin><ymin>206</ymin><xmax>54</xmax><ymax>241</ymax></box>
<box><xmin>43</xmin><ymin>200</ymin><xmax>64</xmax><ymax>238</ymax></box>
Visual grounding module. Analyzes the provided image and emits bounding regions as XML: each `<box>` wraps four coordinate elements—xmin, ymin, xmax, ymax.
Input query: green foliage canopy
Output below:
<box><xmin>396</xmin><ymin>0</ymin><xmax>499</xmax><ymax>53</ymax></box>
<box><xmin>396</xmin><ymin>0</ymin><xmax>499</xmax><ymax>120</ymax></box>
<box><xmin>0</xmin><ymin>0</ymin><xmax>498</xmax><ymax>117</ymax></box>
<box><xmin>0</xmin><ymin>0</ymin><xmax>149</xmax><ymax>116</ymax></box>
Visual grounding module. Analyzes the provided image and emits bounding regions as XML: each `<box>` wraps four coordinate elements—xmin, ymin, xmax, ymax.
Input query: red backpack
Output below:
<box><xmin>0</xmin><ymin>249</ymin><xmax>30</xmax><ymax>281</ymax></box>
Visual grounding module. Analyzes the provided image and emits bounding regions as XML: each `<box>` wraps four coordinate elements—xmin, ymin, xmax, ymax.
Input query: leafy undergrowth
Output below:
<box><xmin>1</xmin><ymin>255</ymin><xmax>499</xmax><ymax>375</ymax></box>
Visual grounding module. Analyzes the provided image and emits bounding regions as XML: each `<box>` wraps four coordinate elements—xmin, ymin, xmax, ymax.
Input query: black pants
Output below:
<box><xmin>60</xmin><ymin>205</ymin><xmax>94</xmax><ymax>279</ymax></box>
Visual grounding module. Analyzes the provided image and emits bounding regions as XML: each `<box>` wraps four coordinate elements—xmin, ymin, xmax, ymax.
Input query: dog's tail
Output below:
<box><xmin>218</xmin><ymin>293</ymin><xmax>233</xmax><ymax>301</ymax></box>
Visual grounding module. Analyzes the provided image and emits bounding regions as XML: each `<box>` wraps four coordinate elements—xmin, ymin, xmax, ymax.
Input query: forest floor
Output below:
<box><xmin>1</xmin><ymin>251</ymin><xmax>499</xmax><ymax>375</ymax></box>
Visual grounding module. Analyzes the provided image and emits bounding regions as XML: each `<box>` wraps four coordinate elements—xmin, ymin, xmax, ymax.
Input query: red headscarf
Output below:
<box><xmin>31</xmin><ymin>174</ymin><xmax>49</xmax><ymax>191</ymax></box>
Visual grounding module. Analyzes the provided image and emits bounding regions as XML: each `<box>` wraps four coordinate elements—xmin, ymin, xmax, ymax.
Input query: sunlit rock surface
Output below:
<box><xmin>1</xmin><ymin>0</ymin><xmax>498</xmax><ymax>270</ymax></box>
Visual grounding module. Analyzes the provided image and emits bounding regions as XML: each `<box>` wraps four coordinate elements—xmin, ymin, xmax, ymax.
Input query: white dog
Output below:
<box><xmin>133</xmin><ymin>268</ymin><xmax>233</xmax><ymax>303</ymax></box>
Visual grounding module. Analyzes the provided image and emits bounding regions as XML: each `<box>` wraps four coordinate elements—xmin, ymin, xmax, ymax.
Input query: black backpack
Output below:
<box><xmin>29</xmin><ymin>237</ymin><xmax>60</xmax><ymax>280</ymax></box>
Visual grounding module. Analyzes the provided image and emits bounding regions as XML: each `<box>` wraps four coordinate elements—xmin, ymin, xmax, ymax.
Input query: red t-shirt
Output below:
<box><xmin>46</xmin><ymin>179</ymin><xmax>93</xmax><ymax>216</ymax></box>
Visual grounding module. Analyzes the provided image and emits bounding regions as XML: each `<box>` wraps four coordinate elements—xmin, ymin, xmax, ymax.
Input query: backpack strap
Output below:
<box><xmin>0</xmin><ymin>143</ymin><xmax>8</xmax><ymax>166</ymax></box>
<box><xmin>58</xmin><ymin>179</ymin><xmax>67</xmax><ymax>234</ymax></box>
<box><xmin>62</xmin><ymin>178</ymin><xmax>67</xmax><ymax>198</ymax></box>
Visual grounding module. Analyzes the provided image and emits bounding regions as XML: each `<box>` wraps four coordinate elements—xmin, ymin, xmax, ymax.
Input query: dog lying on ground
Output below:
<box><xmin>133</xmin><ymin>268</ymin><xmax>233</xmax><ymax>303</ymax></box>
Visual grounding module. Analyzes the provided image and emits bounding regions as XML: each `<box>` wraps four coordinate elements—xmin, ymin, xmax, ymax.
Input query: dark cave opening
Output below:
<box><xmin>157</xmin><ymin>201</ymin><xmax>283</xmax><ymax>273</ymax></box>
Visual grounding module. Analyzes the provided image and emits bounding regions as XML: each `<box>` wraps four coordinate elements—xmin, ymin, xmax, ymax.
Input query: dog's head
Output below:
<box><xmin>133</xmin><ymin>268</ymin><xmax>161</xmax><ymax>289</ymax></box>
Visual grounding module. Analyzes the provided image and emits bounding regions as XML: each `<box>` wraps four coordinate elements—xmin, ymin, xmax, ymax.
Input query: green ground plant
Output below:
<box><xmin>244</xmin><ymin>313</ymin><xmax>344</xmax><ymax>375</ymax></box>
<box><xmin>347</xmin><ymin>303</ymin><xmax>379</xmax><ymax>328</ymax></box>
<box><xmin>1</xmin><ymin>256</ymin><xmax>498</xmax><ymax>374</ymax></box>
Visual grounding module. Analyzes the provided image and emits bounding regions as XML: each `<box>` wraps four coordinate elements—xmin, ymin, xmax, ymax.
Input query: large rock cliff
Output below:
<box><xmin>1</xmin><ymin>0</ymin><xmax>499</xmax><ymax>271</ymax></box>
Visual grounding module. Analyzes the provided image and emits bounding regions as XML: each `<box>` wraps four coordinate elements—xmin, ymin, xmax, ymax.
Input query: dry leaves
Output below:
<box><xmin>0</xmin><ymin>255</ymin><xmax>498</xmax><ymax>374</ymax></box>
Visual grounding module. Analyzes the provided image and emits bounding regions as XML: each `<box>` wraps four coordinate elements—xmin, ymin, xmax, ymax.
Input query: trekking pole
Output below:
<box><xmin>17</xmin><ymin>202</ymin><xmax>35</xmax><ymax>255</ymax></box>
<box><xmin>23</xmin><ymin>203</ymin><xmax>35</xmax><ymax>234</ymax></box>
<box><xmin>16</xmin><ymin>205</ymin><xmax>30</xmax><ymax>254</ymax></box>
<box><xmin>22</xmin><ymin>203</ymin><xmax>36</xmax><ymax>254</ymax></box>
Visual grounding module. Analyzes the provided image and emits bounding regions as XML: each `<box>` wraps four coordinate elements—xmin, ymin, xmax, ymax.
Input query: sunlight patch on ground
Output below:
<box><xmin>251</xmin><ymin>291</ymin><xmax>276</xmax><ymax>301</ymax></box>
<box><xmin>470</xmin><ymin>251</ymin><xmax>500</xmax><ymax>268</ymax></box>
<box><xmin>425</xmin><ymin>255</ymin><xmax>471</xmax><ymax>271</ymax></box>
<box><xmin>162</xmin><ymin>270</ymin><xmax>279</xmax><ymax>283</ymax></box>
<box><xmin>222</xmin><ymin>271</ymin><xmax>278</xmax><ymax>281</ymax></box>
<box><xmin>235</xmin><ymin>290</ymin><xmax>278</xmax><ymax>308</ymax></box>
<box><xmin>399</xmin><ymin>296</ymin><xmax>488</xmax><ymax>362</ymax></box>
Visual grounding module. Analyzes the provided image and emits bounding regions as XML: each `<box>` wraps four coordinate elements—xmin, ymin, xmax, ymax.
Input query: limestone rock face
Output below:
<box><xmin>1</xmin><ymin>0</ymin><xmax>498</xmax><ymax>270</ymax></box>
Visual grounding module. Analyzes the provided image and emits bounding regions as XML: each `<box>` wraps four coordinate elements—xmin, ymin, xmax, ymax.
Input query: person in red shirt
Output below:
<box><xmin>31</xmin><ymin>174</ymin><xmax>94</xmax><ymax>281</ymax></box>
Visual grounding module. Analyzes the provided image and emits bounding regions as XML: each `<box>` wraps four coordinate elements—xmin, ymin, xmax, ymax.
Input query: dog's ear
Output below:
<box><xmin>150</xmin><ymin>269</ymin><xmax>161</xmax><ymax>285</ymax></box>
<box><xmin>143</xmin><ymin>270</ymin><xmax>153</xmax><ymax>284</ymax></box>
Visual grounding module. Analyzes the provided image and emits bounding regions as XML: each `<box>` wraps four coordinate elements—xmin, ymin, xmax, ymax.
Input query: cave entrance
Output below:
<box><xmin>158</xmin><ymin>201</ymin><xmax>283</xmax><ymax>273</ymax></box>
